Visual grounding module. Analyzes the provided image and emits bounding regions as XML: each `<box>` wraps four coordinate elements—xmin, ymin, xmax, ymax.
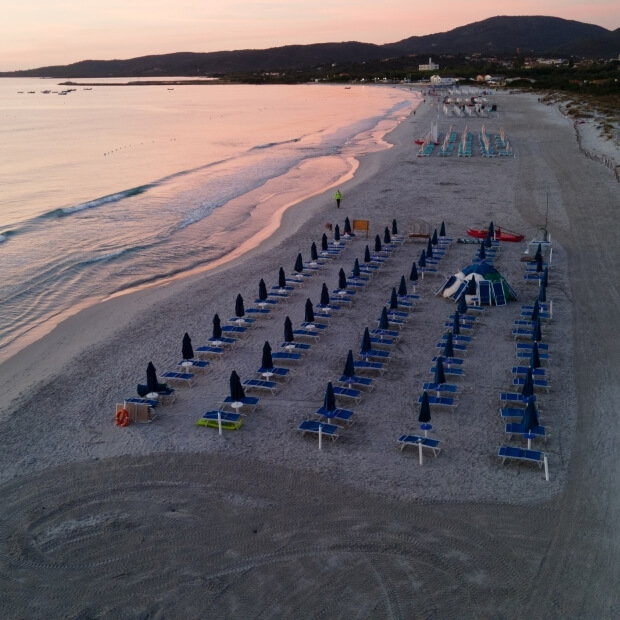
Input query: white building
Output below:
<box><xmin>430</xmin><ymin>75</ymin><xmax>456</xmax><ymax>86</ymax></box>
<box><xmin>419</xmin><ymin>57</ymin><xmax>439</xmax><ymax>71</ymax></box>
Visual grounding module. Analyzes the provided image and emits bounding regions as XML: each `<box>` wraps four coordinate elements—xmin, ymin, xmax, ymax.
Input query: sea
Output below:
<box><xmin>0</xmin><ymin>78</ymin><xmax>419</xmax><ymax>363</ymax></box>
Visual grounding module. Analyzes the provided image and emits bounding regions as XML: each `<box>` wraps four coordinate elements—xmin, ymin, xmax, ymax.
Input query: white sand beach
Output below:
<box><xmin>1</xmin><ymin>90</ymin><xmax>618</xmax><ymax>617</ymax></box>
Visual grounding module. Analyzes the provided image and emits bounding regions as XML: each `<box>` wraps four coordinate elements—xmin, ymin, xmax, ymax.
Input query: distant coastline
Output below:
<box><xmin>58</xmin><ymin>79</ymin><xmax>222</xmax><ymax>86</ymax></box>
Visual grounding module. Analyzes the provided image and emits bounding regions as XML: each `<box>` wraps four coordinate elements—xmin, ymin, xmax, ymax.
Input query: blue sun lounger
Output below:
<box><xmin>370</xmin><ymin>328</ymin><xmax>400</xmax><ymax>339</ymax></box>
<box><xmin>272</xmin><ymin>351</ymin><xmax>302</xmax><ymax>363</ymax></box>
<box><xmin>431</xmin><ymin>356</ymin><xmax>464</xmax><ymax>366</ymax></box>
<box><xmin>315</xmin><ymin>406</ymin><xmax>355</xmax><ymax>427</ymax></box>
<box><xmin>435</xmin><ymin>341</ymin><xmax>468</xmax><ymax>355</ymax></box>
<box><xmin>370</xmin><ymin>336</ymin><xmax>395</xmax><ymax>349</ymax></box>
<box><xmin>422</xmin><ymin>382</ymin><xmax>459</xmax><ymax>395</ymax></box>
<box><xmin>500</xmin><ymin>407</ymin><xmax>529</xmax><ymax>420</ymax></box>
<box><xmin>256</xmin><ymin>366</ymin><xmax>290</xmax><ymax>381</ymax></box>
<box><xmin>176</xmin><ymin>359</ymin><xmax>210</xmax><ymax>373</ymax></box>
<box><xmin>207</xmin><ymin>336</ymin><xmax>237</xmax><ymax>347</ymax></box>
<box><xmin>353</xmin><ymin>360</ymin><xmax>386</xmax><ymax>374</ymax></box>
<box><xmin>397</xmin><ymin>434</ymin><xmax>442</xmax><ymax>457</ymax></box>
<box><xmin>195</xmin><ymin>345</ymin><xmax>224</xmax><ymax>358</ymax></box>
<box><xmin>430</xmin><ymin>366</ymin><xmax>464</xmax><ymax>378</ymax></box>
<box><xmin>196</xmin><ymin>410</ymin><xmax>244</xmax><ymax>429</ymax></box>
<box><xmin>516</xmin><ymin>342</ymin><xmax>549</xmax><ymax>351</ymax></box>
<box><xmin>222</xmin><ymin>325</ymin><xmax>248</xmax><ymax>336</ymax></box>
<box><xmin>440</xmin><ymin>332</ymin><xmax>472</xmax><ymax>343</ymax></box>
<box><xmin>243</xmin><ymin>378</ymin><xmax>278</xmax><ymax>395</ymax></box>
<box><xmin>280</xmin><ymin>342</ymin><xmax>311</xmax><ymax>352</ymax></box>
<box><xmin>160</xmin><ymin>371</ymin><xmax>195</xmax><ymax>386</ymax></box>
<box><xmin>228</xmin><ymin>316</ymin><xmax>257</xmax><ymax>327</ymax></box>
<box><xmin>125</xmin><ymin>397</ymin><xmax>159</xmax><ymax>409</ymax></box>
<box><xmin>417</xmin><ymin>395</ymin><xmax>456</xmax><ymax>408</ymax></box>
<box><xmin>337</xmin><ymin>375</ymin><xmax>374</xmax><ymax>392</ymax></box>
<box><xmin>292</xmin><ymin>329</ymin><xmax>320</xmax><ymax>342</ymax></box>
<box><xmin>333</xmin><ymin>386</ymin><xmax>362</xmax><ymax>404</ymax></box>
<box><xmin>358</xmin><ymin>349</ymin><xmax>391</xmax><ymax>361</ymax></box>
<box><xmin>511</xmin><ymin>366</ymin><xmax>546</xmax><ymax>377</ymax></box>
<box><xmin>219</xmin><ymin>396</ymin><xmax>259</xmax><ymax>412</ymax></box>
<box><xmin>498</xmin><ymin>445</ymin><xmax>545</xmax><ymax>468</ymax></box>
<box><xmin>298</xmin><ymin>420</ymin><xmax>340</xmax><ymax>442</ymax></box>
<box><xmin>505</xmin><ymin>423</ymin><xmax>549</xmax><ymax>443</ymax></box>
<box><xmin>516</xmin><ymin>350</ymin><xmax>550</xmax><ymax>362</ymax></box>
<box><xmin>513</xmin><ymin>377</ymin><xmax>550</xmax><ymax>392</ymax></box>
<box><xmin>500</xmin><ymin>393</ymin><xmax>536</xmax><ymax>405</ymax></box>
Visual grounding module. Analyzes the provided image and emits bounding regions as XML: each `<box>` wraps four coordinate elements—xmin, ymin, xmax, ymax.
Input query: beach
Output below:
<box><xmin>1</xmin><ymin>90</ymin><xmax>618</xmax><ymax>617</ymax></box>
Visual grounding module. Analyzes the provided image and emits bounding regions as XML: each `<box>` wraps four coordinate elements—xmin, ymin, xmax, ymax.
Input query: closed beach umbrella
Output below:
<box><xmin>262</xmin><ymin>341</ymin><xmax>273</xmax><ymax>370</ymax></box>
<box><xmin>146</xmin><ymin>361</ymin><xmax>159</xmax><ymax>393</ymax></box>
<box><xmin>353</xmin><ymin>258</ymin><xmax>361</xmax><ymax>277</ymax></box>
<box><xmin>398</xmin><ymin>275</ymin><xmax>408</xmax><ymax>297</ymax></box>
<box><xmin>344</xmin><ymin>217</ymin><xmax>352</xmax><ymax>235</ymax></box>
<box><xmin>410</xmin><ymin>262</ymin><xmax>419</xmax><ymax>283</ymax></box>
<box><xmin>320</xmin><ymin>282</ymin><xmax>330</xmax><ymax>306</ymax></box>
<box><xmin>466</xmin><ymin>276</ymin><xmax>477</xmax><ymax>296</ymax></box>
<box><xmin>212</xmin><ymin>314</ymin><xmax>222</xmax><ymax>340</ymax></box>
<box><xmin>479</xmin><ymin>241</ymin><xmax>486</xmax><ymax>260</ymax></box>
<box><xmin>334</xmin><ymin>224</ymin><xmax>340</xmax><ymax>242</ymax></box>
<box><xmin>432</xmin><ymin>229</ymin><xmax>438</xmax><ymax>245</ymax></box>
<box><xmin>384</xmin><ymin>227</ymin><xmax>391</xmax><ymax>244</ymax></box>
<box><xmin>538</xmin><ymin>282</ymin><xmax>547</xmax><ymax>303</ymax></box>
<box><xmin>418</xmin><ymin>249</ymin><xmax>427</xmax><ymax>268</ymax></box>
<box><xmin>235</xmin><ymin>293</ymin><xmax>245</xmax><ymax>318</ymax></box>
<box><xmin>534</xmin><ymin>243</ymin><xmax>543</xmax><ymax>263</ymax></box>
<box><xmin>443</xmin><ymin>331</ymin><xmax>455</xmax><ymax>358</ymax></box>
<box><xmin>484</xmin><ymin>229</ymin><xmax>493</xmax><ymax>248</ymax></box>
<box><xmin>542</xmin><ymin>267</ymin><xmax>549</xmax><ymax>287</ymax></box>
<box><xmin>392</xmin><ymin>219</ymin><xmax>398</xmax><ymax>235</ymax></box>
<box><xmin>310</xmin><ymin>242</ymin><xmax>318</xmax><ymax>262</ymax></box>
<box><xmin>532</xmin><ymin>318</ymin><xmax>542</xmax><ymax>342</ymax></box>
<box><xmin>530</xmin><ymin>342</ymin><xmax>542</xmax><ymax>369</ymax></box>
<box><xmin>531</xmin><ymin>300</ymin><xmax>540</xmax><ymax>323</ymax></box>
<box><xmin>364</xmin><ymin>245</ymin><xmax>371</xmax><ymax>263</ymax></box>
<box><xmin>338</xmin><ymin>267</ymin><xmax>347</xmax><ymax>290</ymax></box>
<box><xmin>426</xmin><ymin>238</ymin><xmax>433</xmax><ymax>259</ymax></box>
<box><xmin>419</xmin><ymin>391</ymin><xmax>432</xmax><ymax>424</ymax></box>
<box><xmin>535</xmin><ymin>253</ymin><xmax>544</xmax><ymax>273</ymax></box>
<box><xmin>452</xmin><ymin>311</ymin><xmax>461</xmax><ymax>335</ymax></box>
<box><xmin>230</xmin><ymin>370</ymin><xmax>246</xmax><ymax>402</ymax></box>
<box><xmin>374</xmin><ymin>234</ymin><xmax>382</xmax><ymax>253</ymax></box>
<box><xmin>361</xmin><ymin>327</ymin><xmax>372</xmax><ymax>354</ymax></box>
<box><xmin>458</xmin><ymin>293</ymin><xmax>468</xmax><ymax>315</ymax></box>
<box><xmin>489</xmin><ymin>221</ymin><xmax>495</xmax><ymax>238</ymax></box>
<box><xmin>343</xmin><ymin>349</ymin><xmax>355</xmax><ymax>379</ymax></box>
<box><xmin>521</xmin><ymin>367</ymin><xmax>535</xmax><ymax>398</ymax></box>
<box><xmin>389</xmin><ymin>287</ymin><xmax>399</xmax><ymax>310</ymax></box>
<box><xmin>323</xmin><ymin>381</ymin><xmax>337</xmax><ymax>416</ymax></box>
<box><xmin>284</xmin><ymin>316</ymin><xmax>294</xmax><ymax>342</ymax></box>
<box><xmin>321</xmin><ymin>233</ymin><xmax>328</xmax><ymax>251</ymax></box>
<box><xmin>278</xmin><ymin>267</ymin><xmax>286</xmax><ymax>289</ymax></box>
<box><xmin>434</xmin><ymin>356</ymin><xmax>446</xmax><ymax>385</ymax></box>
<box><xmin>379</xmin><ymin>306</ymin><xmax>390</xmax><ymax>330</ymax></box>
<box><xmin>304</xmin><ymin>298</ymin><xmax>315</xmax><ymax>323</ymax></box>
<box><xmin>522</xmin><ymin>397</ymin><xmax>540</xmax><ymax>433</ymax></box>
<box><xmin>440</xmin><ymin>221</ymin><xmax>446</xmax><ymax>237</ymax></box>
<box><xmin>258</xmin><ymin>278</ymin><xmax>268</xmax><ymax>301</ymax></box>
<box><xmin>182</xmin><ymin>332</ymin><xmax>194</xmax><ymax>361</ymax></box>
<box><xmin>294</xmin><ymin>252</ymin><xmax>304</xmax><ymax>273</ymax></box>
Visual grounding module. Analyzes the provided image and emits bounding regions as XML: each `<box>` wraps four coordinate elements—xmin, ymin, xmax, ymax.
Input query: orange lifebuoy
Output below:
<box><xmin>115</xmin><ymin>408</ymin><xmax>129</xmax><ymax>427</ymax></box>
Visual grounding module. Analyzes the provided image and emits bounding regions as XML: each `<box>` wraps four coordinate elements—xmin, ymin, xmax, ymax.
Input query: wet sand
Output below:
<box><xmin>0</xmin><ymin>91</ymin><xmax>618</xmax><ymax>617</ymax></box>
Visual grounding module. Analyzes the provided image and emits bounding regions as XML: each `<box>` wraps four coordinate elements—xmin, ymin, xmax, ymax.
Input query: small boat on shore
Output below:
<box><xmin>466</xmin><ymin>227</ymin><xmax>524</xmax><ymax>242</ymax></box>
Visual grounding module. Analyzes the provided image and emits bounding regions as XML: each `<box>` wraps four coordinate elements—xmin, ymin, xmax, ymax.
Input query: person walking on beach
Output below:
<box><xmin>335</xmin><ymin>189</ymin><xmax>342</xmax><ymax>208</ymax></box>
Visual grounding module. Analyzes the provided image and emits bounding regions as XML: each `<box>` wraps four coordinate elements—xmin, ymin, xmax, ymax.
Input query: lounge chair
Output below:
<box><xmin>497</xmin><ymin>445</ymin><xmax>546</xmax><ymax>469</ymax></box>
<box><xmin>500</xmin><ymin>393</ymin><xmax>536</xmax><ymax>405</ymax></box>
<box><xmin>125</xmin><ymin>397</ymin><xmax>159</xmax><ymax>409</ymax></box>
<box><xmin>431</xmin><ymin>356</ymin><xmax>464</xmax><ymax>366</ymax></box>
<box><xmin>435</xmin><ymin>341</ymin><xmax>468</xmax><ymax>356</ymax></box>
<box><xmin>195</xmin><ymin>345</ymin><xmax>224</xmax><ymax>359</ymax></box>
<box><xmin>292</xmin><ymin>329</ymin><xmax>320</xmax><ymax>342</ymax></box>
<box><xmin>272</xmin><ymin>351</ymin><xmax>302</xmax><ymax>364</ymax></box>
<box><xmin>337</xmin><ymin>375</ymin><xmax>374</xmax><ymax>392</ymax></box>
<box><xmin>417</xmin><ymin>394</ymin><xmax>456</xmax><ymax>408</ymax></box>
<box><xmin>280</xmin><ymin>341</ymin><xmax>311</xmax><ymax>352</ymax></box>
<box><xmin>353</xmin><ymin>360</ymin><xmax>386</xmax><ymax>375</ymax></box>
<box><xmin>430</xmin><ymin>366</ymin><xmax>464</xmax><ymax>378</ymax></box>
<box><xmin>298</xmin><ymin>420</ymin><xmax>340</xmax><ymax>442</ymax></box>
<box><xmin>500</xmin><ymin>407</ymin><xmax>531</xmax><ymax>420</ymax></box>
<box><xmin>207</xmin><ymin>336</ymin><xmax>237</xmax><ymax>347</ymax></box>
<box><xmin>516</xmin><ymin>350</ymin><xmax>550</xmax><ymax>362</ymax></box>
<box><xmin>505</xmin><ymin>423</ymin><xmax>550</xmax><ymax>443</ymax></box>
<box><xmin>243</xmin><ymin>378</ymin><xmax>278</xmax><ymax>395</ymax></box>
<box><xmin>196</xmin><ymin>410</ymin><xmax>244</xmax><ymax>430</ymax></box>
<box><xmin>256</xmin><ymin>366</ymin><xmax>290</xmax><ymax>381</ymax></box>
<box><xmin>245</xmin><ymin>307</ymin><xmax>272</xmax><ymax>318</ymax></box>
<box><xmin>440</xmin><ymin>332</ymin><xmax>472</xmax><ymax>343</ymax></box>
<box><xmin>511</xmin><ymin>366</ymin><xmax>547</xmax><ymax>377</ymax></box>
<box><xmin>221</xmin><ymin>325</ymin><xmax>248</xmax><ymax>336</ymax></box>
<box><xmin>512</xmin><ymin>377</ymin><xmax>550</xmax><ymax>393</ymax></box>
<box><xmin>491</xmin><ymin>281</ymin><xmax>507</xmax><ymax>306</ymax></box>
<box><xmin>301</xmin><ymin>321</ymin><xmax>328</xmax><ymax>331</ymax></box>
<box><xmin>444</xmin><ymin>320</ymin><xmax>474</xmax><ymax>331</ymax></box>
<box><xmin>370</xmin><ymin>328</ymin><xmax>400</xmax><ymax>339</ymax></box>
<box><xmin>477</xmin><ymin>280</ymin><xmax>492</xmax><ymax>305</ymax></box>
<box><xmin>137</xmin><ymin>384</ymin><xmax>176</xmax><ymax>404</ymax></box>
<box><xmin>358</xmin><ymin>348</ymin><xmax>391</xmax><ymax>362</ymax></box>
<box><xmin>397</xmin><ymin>434</ymin><xmax>442</xmax><ymax>457</ymax></box>
<box><xmin>219</xmin><ymin>396</ymin><xmax>259</xmax><ymax>412</ymax></box>
<box><xmin>176</xmin><ymin>359</ymin><xmax>210</xmax><ymax>373</ymax></box>
<box><xmin>333</xmin><ymin>386</ymin><xmax>362</xmax><ymax>404</ymax></box>
<box><xmin>516</xmin><ymin>342</ymin><xmax>549</xmax><ymax>351</ymax></box>
<box><xmin>422</xmin><ymin>382</ymin><xmax>459</xmax><ymax>395</ymax></box>
<box><xmin>160</xmin><ymin>371</ymin><xmax>195</xmax><ymax>386</ymax></box>
<box><xmin>315</xmin><ymin>406</ymin><xmax>355</xmax><ymax>427</ymax></box>
<box><xmin>369</xmin><ymin>336</ymin><xmax>396</xmax><ymax>349</ymax></box>
<box><xmin>228</xmin><ymin>316</ymin><xmax>256</xmax><ymax>327</ymax></box>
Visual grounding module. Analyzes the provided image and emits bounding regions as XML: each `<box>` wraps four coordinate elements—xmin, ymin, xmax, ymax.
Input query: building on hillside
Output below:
<box><xmin>419</xmin><ymin>57</ymin><xmax>439</xmax><ymax>71</ymax></box>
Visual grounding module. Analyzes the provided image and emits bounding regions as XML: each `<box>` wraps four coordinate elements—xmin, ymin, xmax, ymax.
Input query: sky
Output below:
<box><xmin>2</xmin><ymin>1</ymin><xmax>619</xmax><ymax>71</ymax></box>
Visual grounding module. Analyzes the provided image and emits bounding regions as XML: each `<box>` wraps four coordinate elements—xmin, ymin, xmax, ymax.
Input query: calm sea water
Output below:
<box><xmin>0</xmin><ymin>78</ymin><xmax>418</xmax><ymax>362</ymax></box>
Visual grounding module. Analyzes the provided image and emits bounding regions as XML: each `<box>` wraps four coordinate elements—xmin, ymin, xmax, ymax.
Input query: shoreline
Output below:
<box><xmin>1</xmin><ymin>89</ymin><xmax>619</xmax><ymax>616</ymax></box>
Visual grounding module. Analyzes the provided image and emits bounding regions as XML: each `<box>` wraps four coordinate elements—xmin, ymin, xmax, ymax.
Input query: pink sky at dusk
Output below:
<box><xmin>2</xmin><ymin>1</ymin><xmax>618</xmax><ymax>72</ymax></box>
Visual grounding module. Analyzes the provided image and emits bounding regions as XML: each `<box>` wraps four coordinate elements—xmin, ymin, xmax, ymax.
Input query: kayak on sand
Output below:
<box><xmin>466</xmin><ymin>227</ymin><xmax>524</xmax><ymax>242</ymax></box>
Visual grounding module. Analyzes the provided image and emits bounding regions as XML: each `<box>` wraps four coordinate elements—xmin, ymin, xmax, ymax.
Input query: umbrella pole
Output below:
<box><xmin>218</xmin><ymin>411</ymin><xmax>222</xmax><ymax>436</ymax></box>
<box><xmin>544</xmin><ymin>455</ymin><xmax>549</xmax><ymax>481</ymax></box>
<box><xmin>318</xmin><ymin>424</ymin><xmax>322</xmax><ymax>450</ymax></box>
<box><xmin>418</xmin><ymin>441</ymin><xmax>423</xmax><ymax>465</ymax></box>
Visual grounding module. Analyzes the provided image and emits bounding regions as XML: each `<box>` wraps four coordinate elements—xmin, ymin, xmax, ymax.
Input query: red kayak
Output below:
<box><xmin>467</xmin><ymin>227</ymin><xmax>524</xmax><ymax>242</ymax></box>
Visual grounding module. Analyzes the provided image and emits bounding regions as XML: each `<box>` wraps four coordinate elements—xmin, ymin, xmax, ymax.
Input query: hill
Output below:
<box><xmin>1</xmin><ymin>16</ymin><xmax>616</xmax><ymax>78</ymax></box>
